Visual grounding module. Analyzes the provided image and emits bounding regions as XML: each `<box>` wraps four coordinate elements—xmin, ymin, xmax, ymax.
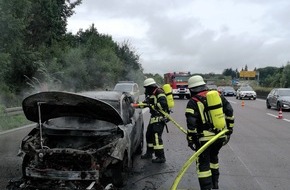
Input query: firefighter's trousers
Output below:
<box><xmin>196</xmin><ymin>138</ymin><xmax>225</xmax><ymax>190</ymax></box>
<box><xmin>145</xmin><ymin>119</ymin><xmax>165</xmax><ymax>159</ymax></box>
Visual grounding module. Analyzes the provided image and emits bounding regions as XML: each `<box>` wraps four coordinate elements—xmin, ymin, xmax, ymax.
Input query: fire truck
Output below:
<box><xmin>164</xmin><ymin>72</ymin><xmax>192</xmax><ymax>99</ymax></box>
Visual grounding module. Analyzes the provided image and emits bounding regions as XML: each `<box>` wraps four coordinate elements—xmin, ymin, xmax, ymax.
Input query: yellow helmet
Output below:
<box><xmin>188</xmin><ymin>75</ymin><xmax>206</xmax><ymax>88</ymax></box>
<box><xmin>144</xmin><ymin>78</ymin><xmax>156</xmax><ymax>87</ymax></box>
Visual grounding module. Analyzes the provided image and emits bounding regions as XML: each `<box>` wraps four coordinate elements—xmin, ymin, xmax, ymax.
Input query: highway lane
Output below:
<box><xmin>224</xmin><ymin>97</ymin><xmax>290</xmax><ymax>190</ymax></box>
<box><xmin>125</xmin><ymin>97</ymin><xmax>290</xmax><ymax>190</ymax></box>
<box><xmin>1</xmin><ymin>97</ymin><xmax>290</xmax><ymax>190</ymax></box>
<box><xmin>0</xmin><ymin>125</ymin><xmax>34</xmax><ymax>189</ymax></box>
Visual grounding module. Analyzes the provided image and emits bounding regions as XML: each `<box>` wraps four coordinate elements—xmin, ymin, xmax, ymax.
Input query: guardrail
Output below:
<box><xmin>1</xmin><ymin>92</ymin><xmax>267</xmax><ymax>117</ymax></box>
<box><xmin>4</xmin><ymin>107</ymin><xmax>23</xmax><ymax>116</ymax></box>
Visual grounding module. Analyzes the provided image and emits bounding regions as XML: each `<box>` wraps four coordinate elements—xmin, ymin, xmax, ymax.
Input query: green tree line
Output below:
<box><xmin>1</xmin><ymin>0</ymin><xmax>289</xmax><ymax>109</ymax></box>
<box><xmin>0</xmin><ymin>0</ymin><xmax>145</xmax><ymax>107</ymax></box>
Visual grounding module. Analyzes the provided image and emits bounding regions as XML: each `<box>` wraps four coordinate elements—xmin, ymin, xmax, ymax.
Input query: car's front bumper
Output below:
<box><xmin>224</xmin><ymin>92</ymin><xmax>236</xmax><ymax>96</ymax></box>
<box><xmin>281</xmin><ymin>102</ymin><xmax>290</xmax><ymax>109</ymax></box>
<box><xmin>240</xmin><ymin>94</ymin><xmax>256</xmax><ymax>98</ymax></box>
<box><xmin>26</xmin><ymin>167</ymin><xmax>99</xmax><ymax>180</ymax></box>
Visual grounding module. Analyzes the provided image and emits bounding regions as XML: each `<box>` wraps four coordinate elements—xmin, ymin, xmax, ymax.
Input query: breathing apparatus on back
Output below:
<box><xmin>194</xmin><ymin>90</ymin><xmax>226</xmax><ymax>130</ymax></box>
<box><xmin>188</xmin><ymin>75</ymin><xmax>226</xmax><ymax>130</ymax></box>
<box><xmin>162</xmin><ymin>84</ymin><xmax>174</xmax><ymax>110</ymax></box>
<box><xmin>143</xmin><ymin>78</ymin><xmax>174</xmax><ymax>112</ymax></box>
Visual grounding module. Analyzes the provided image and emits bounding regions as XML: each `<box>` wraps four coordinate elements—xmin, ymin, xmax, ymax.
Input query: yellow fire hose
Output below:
<box><xmin>170</xmin><ymin>128</ymin><xmax>229</xmax><ymax>190</ymax></box>
<box><xmin>158</xmin><ymin>109</ymin><xmax>187</xmax><ymax>134</ymax></box>
<box><xmin>132</xmin><ymin>102</ymin><xmax>187</xmax><ymax>134</ymax></box>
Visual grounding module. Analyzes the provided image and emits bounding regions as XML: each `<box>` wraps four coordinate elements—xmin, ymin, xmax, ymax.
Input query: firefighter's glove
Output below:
<box><xmin>187</xmin><ymin>132</ymin><xmax>200</xmax><ymax>150</ymax></box>
<box><xmin>161</xmin><ymin>117</ymin><xmax>170</xmax><ymax>123</ymax></box>
<box><xmin>223</xmin><ymin>135</ymin><xmax>231</xmax><ymax>146</ymax></box>
<box><xmin>225</xmin><ymin>128</ymin><xmax>233</xmax><ymax>136</ymax></box>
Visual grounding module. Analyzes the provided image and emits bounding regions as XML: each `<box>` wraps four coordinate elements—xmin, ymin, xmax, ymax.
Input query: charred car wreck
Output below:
<box><xmin>9</xmin><ymin>91</ymin><xmax>144</xmax><ymax>190</ymax></box>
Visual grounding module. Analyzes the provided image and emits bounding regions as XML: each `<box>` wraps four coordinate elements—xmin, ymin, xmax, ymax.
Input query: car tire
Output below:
<box><xmin>266</xmin><ymin>100</ymin><xmax>271</xmax><ymax>109</ymax></box>
<box><xmin>277</xmin><ymin>102</ymin><xmax>282</xmax><ymax>111</ymax></box>
<box><xmin>135</xmin><ymin>130</ymin><xmax>144</xmax><ymax>155</ymax></box>
<box><xmin>111</xmin><ymin>153</ymin><xmax>129</xmax><ymax>188</ymax></box>
<box><xmin>253</xmin><ymin>97</ymin><xmax>256</xmax><ymax>100</ymax></box>
<box><xmin>22</xmin><ymin>154</ymin><xmax>32</xmax><ymax>178</ymax></box>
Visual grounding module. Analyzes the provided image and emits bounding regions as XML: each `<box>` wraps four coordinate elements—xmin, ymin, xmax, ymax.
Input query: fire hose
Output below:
<box><xmin>170</xmin><ymin>128</ymin><xmax>228</xmax><ymax>190</ymax></box>
<box><xmin>132</xmin><ymin>102</ymin><xmax>187</xmax><ymax>134</ymax></box>
<box><xmin>132</xmin><ymin>102</ymin><xmax>229</xmax><ymax>189</ymax></box>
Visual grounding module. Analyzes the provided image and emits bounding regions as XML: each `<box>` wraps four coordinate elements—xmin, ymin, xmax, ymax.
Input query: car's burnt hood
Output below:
<box><xmin>22</xmin><ymin>91</ymin><xmax>123</xmax><ymax>125</ymax></box>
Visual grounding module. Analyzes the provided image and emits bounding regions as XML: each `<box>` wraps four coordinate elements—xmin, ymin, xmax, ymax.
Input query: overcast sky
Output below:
<box><xmin>67</xmin><ymin>0</ymin><xmax>290</xmax><ymax>75</ymax></box>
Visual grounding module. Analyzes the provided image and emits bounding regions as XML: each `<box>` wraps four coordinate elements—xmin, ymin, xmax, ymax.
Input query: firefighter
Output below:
<box><xmin>185</xmin><ymin>75</ymin><xmax>234</xmax><ymax>190</ymax></box>
<box><xmin>140</xmin><ymin>78</ymin><xmax>169</xmax><ymax>163</ymax></box>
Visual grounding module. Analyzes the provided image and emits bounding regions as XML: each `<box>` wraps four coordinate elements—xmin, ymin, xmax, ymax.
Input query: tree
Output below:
<box><xmin>0</xmin><ymin>0</ymin><xmax>39</xmax><ymax>93</ymax></box>
<box><xmin>222</xmin><ymin>68</ymin><xmax>236</xmax><ymax>79</ymax></box>
<box><xmin>144</xmin><ymin>73</ymin><xmax>163</xmax><ymax>86</ymax></box>
<box><xmin>257</xmin><ymin>66</ymin><xmax>279</xmax><ymax>87</ymax></box>
<box><xmin>25</xmin><ymin>0</ymin><xmax>82</xmax><ymax>49</ymax></box>
<box><xmin>281</xmin><ymin>63</ymin><xmax>290</xmax><ymax>87</ymax></box>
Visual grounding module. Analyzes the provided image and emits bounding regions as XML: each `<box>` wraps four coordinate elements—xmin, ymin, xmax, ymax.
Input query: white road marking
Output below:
<box><xmin>228</xmin><ymin>143</ymin><xmax>264</xmax><ymax>188</ymax></box>
<box><xmin>267</xmin><ymin>113</ymin><xmax>277</xmax><ymax>118</ymax></box>
<box><xmin>267</xmin><ymin>113</ymin><xmax>290</xmax><ymax>122</ymax></box>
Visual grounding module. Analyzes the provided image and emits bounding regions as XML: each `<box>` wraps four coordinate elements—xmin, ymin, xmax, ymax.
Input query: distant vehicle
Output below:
<box><xmin>114</xmin><ymin>81</ymin><xmax>140</xmax><ymax>102</ymax></box>
<box><xmin>222</xmin><ymin>86</ymin><xmax>236</xmax><ymax>96</ymax></box>
<box><xmin>14</xmin><ymin>91</ymin><xmax>144</xmax><ymax>189</ymax></box>
<box><xmin>236</xmin><ymin>86</ymin><xmax>256</xmax><ymax>100</ymax></box>
<box><xmin>217</xmin><ymin>86</ymin><xmax>225</xmax><ymax>93</ymax></box>
<box><xmin>164</xmin><ymin>72</ymin><xmax>192</xmax><ymax>99</ymax></box>
<box><xmin>266</xmin><ymin>88</ymin><xmax>290</xmax><ymax>110</ymax></box>
<box><xmin>207</xmin><ymin>84</ymin><xmax>218</xmax><ymax>90</ymax></box>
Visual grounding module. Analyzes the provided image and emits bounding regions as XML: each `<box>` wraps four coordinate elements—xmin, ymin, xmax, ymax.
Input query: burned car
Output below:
<box><xmin>12</xmin><ymin>91</ymin><xmax>144</xmax><ymax>190</ymax></box>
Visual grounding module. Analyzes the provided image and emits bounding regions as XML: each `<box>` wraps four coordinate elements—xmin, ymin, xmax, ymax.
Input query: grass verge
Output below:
<box><xmin>0</xmin><ymin>113</ymin><xmax>33</xmax><ymax>132</ymax></box>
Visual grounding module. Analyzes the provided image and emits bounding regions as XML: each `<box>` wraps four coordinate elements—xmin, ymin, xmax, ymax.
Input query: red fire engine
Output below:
<box><xmin>164</xmin><ymin>72</ymin><xmax>192</xmax><ymax>99</ymax></box>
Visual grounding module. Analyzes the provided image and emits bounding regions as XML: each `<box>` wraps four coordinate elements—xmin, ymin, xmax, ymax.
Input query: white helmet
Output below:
<box><xmin>188</xmin><ymin>75</ymin><xmax>206</xmax><ymax>88</ymax></box>
<box><xmin>144</xmin><ymin>78</ymin><xmax>156</xmax><ymax>87</ymax></box>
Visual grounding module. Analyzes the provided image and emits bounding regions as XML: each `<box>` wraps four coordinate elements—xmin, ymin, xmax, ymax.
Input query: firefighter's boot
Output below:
<box><xmin>141</xmin><ymin>148</ymin><xmax>153</xmax><ymax>159</ymax></box>
<box><xmin>212</xmin><ymin>175</ymin><xmax>219</xmax><ymax>189</ymax></box>
<box><xmin>212</xmin><ymin>182</ymin><xmax>219</xmax><ymax>189</ymax></box>
<box><xmin>152</xmin><ymin>157</ymin><xmax>166</xmax><ymax>163</ymax></box>
<box><xmin>141</xmin><ymin>153</ymin><xmax>152</xmax><ymax>159</ymax></box>
<box><xmin>152</xmin><ymin>150</ymin><xmax>166</xmax><ymax>163</ymax></box>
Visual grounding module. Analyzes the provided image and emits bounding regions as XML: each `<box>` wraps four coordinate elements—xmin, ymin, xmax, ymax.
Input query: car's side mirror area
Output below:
<box><xmin>125</xmin><ymin>96</ymin><xmax>135</xmax><ymax>119</ymax></box>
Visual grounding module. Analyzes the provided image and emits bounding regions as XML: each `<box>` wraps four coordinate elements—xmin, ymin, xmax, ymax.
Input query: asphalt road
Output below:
<box><xmin>1</xmin><ymin>97</ymin><xmax>290</xmax><ymax>190</ymax></box>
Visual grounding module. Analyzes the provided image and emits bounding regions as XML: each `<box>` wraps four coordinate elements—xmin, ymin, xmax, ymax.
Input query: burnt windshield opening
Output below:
<box><xmin>45</xmin><ymin>116</ymin><xmax>118</xmax><ymax>131</ymax></box>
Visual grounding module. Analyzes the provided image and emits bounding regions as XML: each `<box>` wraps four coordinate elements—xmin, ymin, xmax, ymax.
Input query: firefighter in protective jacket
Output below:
<box><xmin>141</xmin><ymin>78</ymin><xmax>169</xmax><ymax>163</ymax></box>
<box><xmin>185</xmin><ymin>75</ymin><xmax>234</xmax><ymax>190</ymax></box>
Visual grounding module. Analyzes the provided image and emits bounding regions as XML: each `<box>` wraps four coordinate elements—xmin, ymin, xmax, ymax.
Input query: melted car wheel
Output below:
<box><xmin>22</xmin><ymin>154</ymin><xmax>32</xmax><ymax>178</ymax></box>
<box><xmin>135</xmin><ymin>123</ymin><xmax>144</xmax><ymax>155</ymax></box>
<box><xmin>111</xmin><ymin>153</ymin><xmax>129</xmax><ymax>188</ymax></box>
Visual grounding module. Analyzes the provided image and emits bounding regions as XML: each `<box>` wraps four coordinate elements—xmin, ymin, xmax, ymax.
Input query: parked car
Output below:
<box><xmin>15</xmin><ymin>91</ymin><xmax>144</xmax><ymax>189</ymax></box>
<box><xmin>236</xmin><ymin>86</ymin><xmax>256</xmax><ymax>100</ymax></box>
<box><xmin>113</xmin><ymin>81</ymin><xmax>140</xmax><ymax>102</ymax></box>
<box><xmin>266</xmin><ymin>88</ymin><xmax>290</xmax><ymax>110</ymax></box>
<box><xmin>222</xmin><ymin>86</ymin><xmax>236</xmax><ymax>96</ymax></box>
